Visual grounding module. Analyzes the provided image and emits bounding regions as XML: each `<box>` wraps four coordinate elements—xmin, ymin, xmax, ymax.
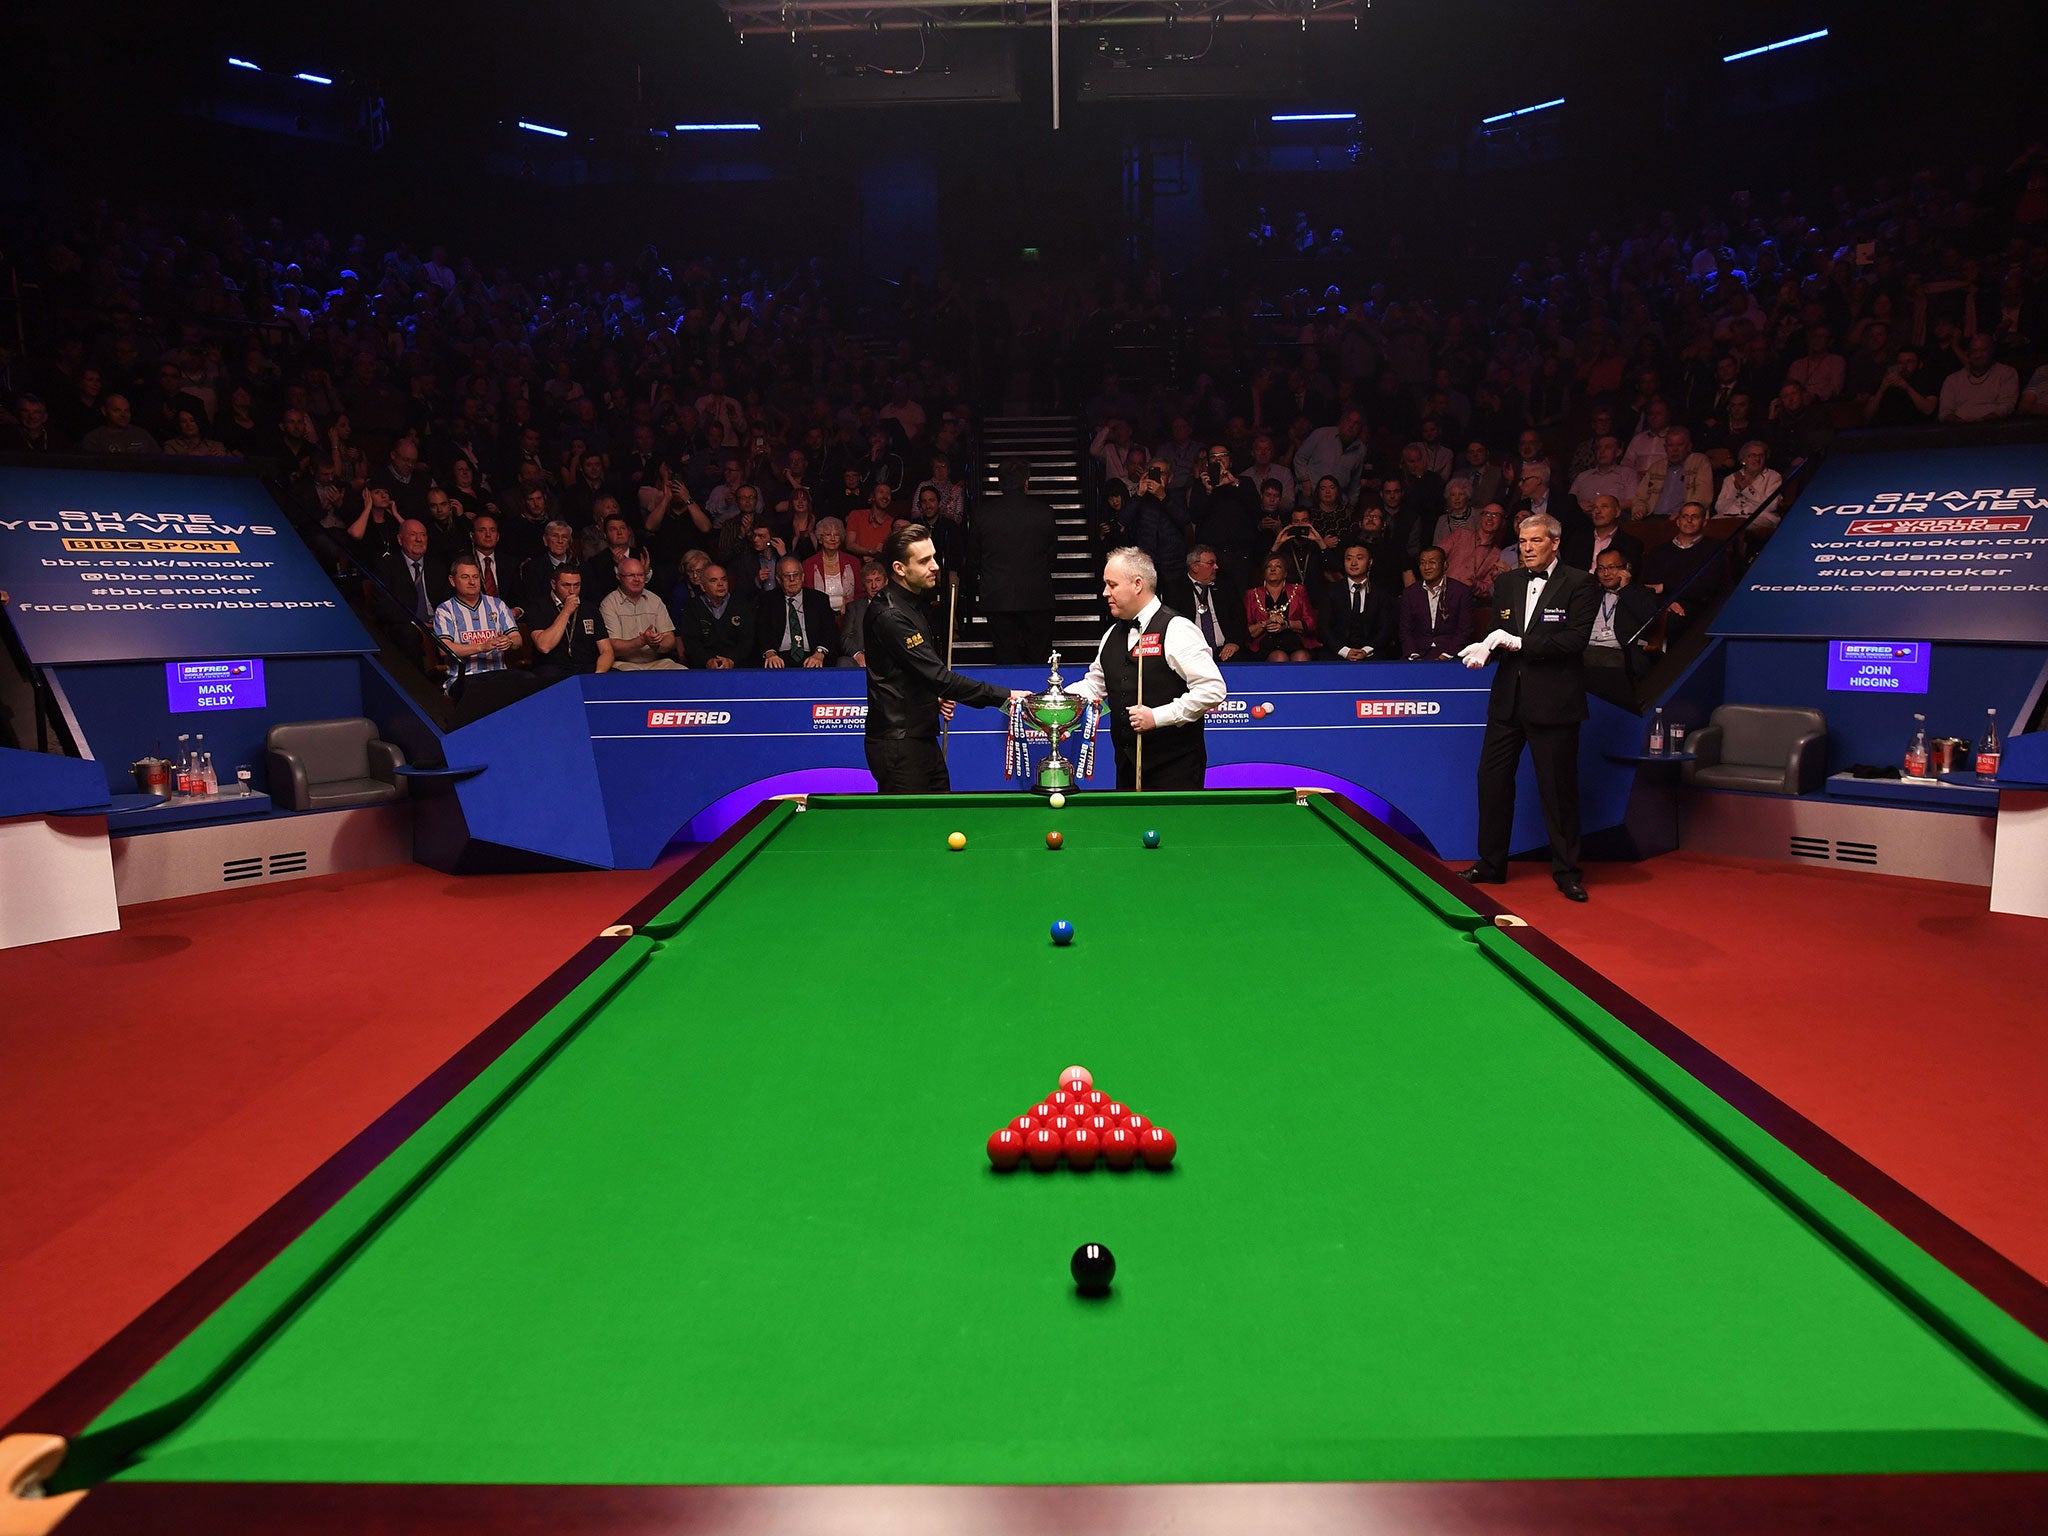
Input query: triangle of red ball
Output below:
<box><xmin>986</xmin><ymin>1074</ymin><xmax>1174</xmax><ymax>1171</ymax></box>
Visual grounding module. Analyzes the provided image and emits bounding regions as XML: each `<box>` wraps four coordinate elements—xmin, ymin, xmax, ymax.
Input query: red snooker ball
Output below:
<box><xmin>1064</xmin><ymin>1127</ymin><xmax>1101</xmax><ymax>1169</ymax></box>
<box><xmin>1025</xmin><ymin>1129</ymin><xmax>1064</xmax><ymax>1170</ymax></box>
<box><xmin>1045</xmin><ymin>830</ymin><xmax>1064</xmax><ymax>850</ymax></box>
<box><xmin>1100</xmin><ymin>1128</ymin><xmax>1139</xmax><ymax>1169</ymax></box>
<box><xmin>987</xmin><ymin>1130</ymin><xmax>1026</xmax><ymax>1171</ymax></box>
<box><xmin>1138</xmin><ymin>1127</ymin><xmax>1177</xmax><ymax>1169</ymax></box>
<box><xmin>1031</xmin><ymin>1101</ymin><xmax>1055</xmax><ymax>1121</ymax></box>
<box><xmin>1121</xmin><ymin>1112</ymin><xmax>1152</xmax><ymax>1135</ymax></box>
<box><xmin>1046</xmin><ymin>1114</ymin><xmax>1080</xmax><ymax>1137</ymax></box>
<box><xmin>1048</xmin><ymin>1089</ymin><xmax>1075</xmax><ymax>1107</ymax></box>
<box><xmin>1084</xmin><ymin>1114</ymin><xmax>1116</xmax><ymax>1136</ymax></box>
<box><xmin>1079</xmin><ymin>1089</ymin><xmax>1108</xmax><ymax>1109</ymax></box>
<box><xmin>1011</xmin><ymin>1113</ymin><xmax>1041</xmax><ymax>1134</ymax></box>
<box><xmin>1103</xmin><ymin>1101</ymin><xmax>1129</xmax><ymax>1121</ymax></box>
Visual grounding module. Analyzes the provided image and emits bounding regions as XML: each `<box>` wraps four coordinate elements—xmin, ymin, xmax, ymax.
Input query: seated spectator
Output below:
<box><xmin>1432</xmin><ymin>476</ymin><xmax>1480</xmax><ymax>547</ymax></box>
<box><xmin>1293</xmin><ymin>409</ymin><xmax>1369</xmax><ymax>508</ymax></box>
<box><xmin>1938</xmin><ymin>335</ymin><xmax>2021</xmax><ymax>423</ymax></box>
<box><xmin>1766</xmin><ymin>380</ymin><xmax>1829</xmax><ymax>464</ymax></box>
<box><xmin>582</xmin><ymin>510</ymin><xmax>650</xmax><ymax>604</ymax></box>
<box><xmin>846</xmin><ymin>484</ymin><xmax>897</xmax><ymax>561</ymax></box>
<box><xmin>1786</xmin><ymin>325</ymin><xmax>1845</xmax><ymax>403</ymax></box>
<box><xmin>370</xmin><ymin>437</ymin><xmax>434</xmax><ymax>521</ymax></box>
<box><xmin>756</xmin><ymin>557</ymin><xmax>840</xmax><ymax>669</ymax></box>
<box><xmin>1568</xmin><ymin>435</ymin><xmax>1640</xmax><ymax>512</ymax></box>
<box><xmin>1397</xmin><ymin>546</ymin><xmax>1473</xmax><ymax>661</ymax></box>
<box><xmin>519</xmin><ymin>520</ymin><xmax>580</xmax><ymax>617</ymax></box>
<box><xmin>432</xmin><ymin>554</ymin><xmax>523</xmax><ymax>685</ymax></box>
<box><xmin>374</xmin><ymin>518</ymin><xmax>451</xmax><ymax>629</ymax></box>
<box><xmin>1315</xmin><ymin>541</ymin><xmax>1399</xmax><ymax>661</ymax></box>
<box><xmin>1442</xmin><ymin>504</ymin><xmax>1511</xmax><ymax>599</ymax></box>
<box><xmin>1242</xmin><ymin>433</ymin><xmax>1294</xmax><ymax>508</ymax></box>
<box><xmin>1507</xmin><ymin>428</ymin><xmax>1555</xmax><ymax>492</ymax></box>
<box><xmin>836</xmin><ymin>561</ymin><xmax>889</xmax><ymax>668</ymax></box>
<box><xmin>421</xmin><ymin>485</ymin><xmax>471</xmax><ymax>561</ymax></box>
<box><xmin>598</xmin><ymin>558</ymin><xmax>684</xmax><ymax>670</ymax></box>
<box><xmin>803</xmin><ymin>518</ymin><xmax>862</xmax><ymax>616</ymax></box>
<box><xmin>1622</xmin><ymin>400</ymin><xmax>1672</xmax><ymax>477</ymax></box>
<box><xmin>1452</xmin><ymin>439</ymin><xmax>1504</xmax><ymax>507</ymax></box>
<box><xmin>80</xmin><ymin>395</ymin><xmax>158</xmax><ymax>455</ymax></box>
<box><xmin>1350</xmin><ymin>499</ymin><xmax>1414</xmax><ymax>592</ymax></box>
<box><xmin>157</xmin><ymin>408</ymin><xmax>228</xmax><ymax>458</ymax></box>
<box><xmin>528</xmin><ymin>567</ymin><xmax>614</xmax><ymax>678</ymax></box>
<box><xmin>1699</xmin><ymin>392</ymin><xmax>1758</xmax><ymax>470</ymax></box>
<box><xmin>1163</xmin><ymin>545</ymin><xmax>1249</xmax><ymax>661</ymax></box>
<box><xmin>705</xmin><ymin>458</ymin><xmax>752</xmax><ymax>525</ymax></box>
<box><xmin>1583</xmin><ymin>548</ymin><xmax>1657</xmax><ymax>706</ymax></box>
<box><xmin>1864</xmin><ymin>348</ymin><xmax>1938</xmax><ymax>428</ymax></box>
<box><xmin>1244</xmin><ymin>555</ymin><xmax>1317</xmax><ymax>661</ymax></box>
<box><xmin>1562</xmin><ymin>494</ymin><xmax>1644</xmax><ymax>575</ymax></box>
<box><xmin>1269</xmin><ymin>507</ymin><xmax>1329</xmax><ymax>589</ymax></box>
<box><xmin>1190</xmin><ymin>445</ymin><xmax>1261</xmax><ymax>583</ymax></box>
<box><xmin>466</xmin><ymin>514</ymin><xmax>513</xmax><ymax>607</ymax></box>
<box><xmin>1306</xmin><ymin>474</ymin><xmax>1353</xmax><ymax>543</ymax></box>
<box><xmin>1633</xmin><ymin>426</ymin><xmax>1713</xmax><ymax>518</ymax></box>
<box><xmin>1714</xmin><ymin>442</ymin><xmax>1785</xmax><ymax>531</ymax></box>
<box><xmin>2022</xmin><ymin>363</ymin><xmax>2048</xmax><ymax>418</ymax></box>
<box><xmin>3</xmin><ymin>395</ymin><xmax>68</xmax><ymax>453</ymax></box>
<box><xmin>677</xmin><ymin>563</ymin><xmax>754</xmax><ymax>670</ymax></box>
<box><xmin>1641</xmin><ymin>502</ymin><xmax>1727</xmax><ymax>637</ymax></box>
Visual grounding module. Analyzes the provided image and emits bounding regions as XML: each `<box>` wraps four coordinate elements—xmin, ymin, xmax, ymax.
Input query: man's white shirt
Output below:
<box><xmin>1070</xmin><ymin>596</ymin><xmax>1228</xmax><ymax>727</ymax></box>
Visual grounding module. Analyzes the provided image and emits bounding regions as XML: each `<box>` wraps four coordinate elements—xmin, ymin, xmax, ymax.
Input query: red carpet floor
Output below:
<box><xmin>2</xmin><ymin>848</ymin><xmax>2045</xmax><ymax>1430</ymax></box>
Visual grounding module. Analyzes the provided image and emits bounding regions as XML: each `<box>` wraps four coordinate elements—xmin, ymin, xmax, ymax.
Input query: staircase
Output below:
<box><xmin>955</xmin><ymin>415</ymin><xmax>1101</xmax><ymax>667</ymax></box>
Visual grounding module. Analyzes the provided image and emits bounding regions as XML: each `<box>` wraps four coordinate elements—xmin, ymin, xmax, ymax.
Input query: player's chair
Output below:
<box><xmin>1682</xmin><ymin>704</ymin><xmax>1828</xmax><ymax>795</ymax></box>
<box><xmin>265</xmin><ymin>718</ymin><xmax>409</xmax><ymax>812</ymax></box>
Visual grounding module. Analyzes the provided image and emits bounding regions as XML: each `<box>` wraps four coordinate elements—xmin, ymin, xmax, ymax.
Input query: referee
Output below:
<box><xmin>1069</xmin><ymin>546</ymin><xmax>1227</xmax><ymax>790</ymax></box>
<box><xmin>864</xmin><ymin>523</ymin><xmax>1024</xmax><ymax>793</ymax></box>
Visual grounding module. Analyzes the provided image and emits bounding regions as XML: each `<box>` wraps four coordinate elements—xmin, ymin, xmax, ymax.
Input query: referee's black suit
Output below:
<box><xmin>1471</xmin><ymin>559</ymin><xmax>1599</xmax><ymax>888</ymax></box>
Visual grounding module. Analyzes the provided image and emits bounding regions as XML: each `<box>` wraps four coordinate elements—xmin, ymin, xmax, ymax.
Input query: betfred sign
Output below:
<box><xmin>646</xmin><ymin>709</ymin><xmax>732</xmax><ymax>727</ymax></box>
<box><xmin>1843</xmin><ymin>516</ymin><xmax>2031</xmax><ymax>537</ymax></box>
<box><xmin>1356</xmin><ymin>699</ymin><xmax>1443</xmax><ymax>718</ymax></box>
<box><xmin>812</xmin><ymin>704</ymin><xmax>866</xmax><ymax>721</ymax></box>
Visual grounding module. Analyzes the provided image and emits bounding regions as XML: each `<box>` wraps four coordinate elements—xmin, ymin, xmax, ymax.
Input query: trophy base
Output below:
<box><xmin>1031</xmin><ymin>754</ymin><xmax>1077</xmax><ymax>794</ymax></box>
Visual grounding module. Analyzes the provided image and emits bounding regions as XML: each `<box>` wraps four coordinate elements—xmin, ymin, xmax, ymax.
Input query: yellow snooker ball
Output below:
<box><xmin>947</xmin><ymin>832</ymin><xmax>966</xmax><ymax>851</ymax></box>
<box><xmin>1049</xmin><ymin>792</ymin><xmax>1066</xmax><ymax>809</ymax></box>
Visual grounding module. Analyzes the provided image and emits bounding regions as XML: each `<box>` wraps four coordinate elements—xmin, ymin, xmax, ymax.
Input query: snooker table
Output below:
<box><xmin>7</xmin><ymin>789</ymin><xmax>2048</xmax><ymax>1535</ymax></box>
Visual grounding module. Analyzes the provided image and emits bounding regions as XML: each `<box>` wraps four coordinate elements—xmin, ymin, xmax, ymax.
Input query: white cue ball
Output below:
<box><xmin>1049</xmin><ymin>792</ymin><xmax>1066</xmax><ymax>809</ymax></box>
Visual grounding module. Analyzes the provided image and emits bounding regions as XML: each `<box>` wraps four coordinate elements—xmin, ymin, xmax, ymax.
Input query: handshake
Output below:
<box><xmin>1457</xmin><ymin>630</ymin><xmax>1521</xmax><ymax>669</ymax></box>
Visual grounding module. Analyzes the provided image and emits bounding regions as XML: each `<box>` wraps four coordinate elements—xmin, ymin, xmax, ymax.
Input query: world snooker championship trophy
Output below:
<box><xmin>1006</xmin><ymin>654</ymin><xmax>1100</xmax><ymax>795</ymax></box>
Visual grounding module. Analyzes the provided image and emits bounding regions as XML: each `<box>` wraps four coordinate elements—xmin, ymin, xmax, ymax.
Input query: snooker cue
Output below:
<box><xmin>1134</xmin><ymin>645</ymin><xmax>1144</xmax><ymax>792</ymax></box>
<box><xmin>941</xmin><ymin>570</ymin><xmax>959</xmax><ymax>758</ymax></box>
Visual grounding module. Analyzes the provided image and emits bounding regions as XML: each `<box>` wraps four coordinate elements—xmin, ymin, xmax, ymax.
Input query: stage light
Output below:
<box><xmin>1480</xmin><ymin>96</ymin><xmax>1564</xmax><ymax>125</ymax></box>
<box><xmin>1722</xmin><ymin>28</ymin><xmax>1830</xmax><ymax>64</ymax></box>
<box><xmin>293</xmin><ymin>72</ymin><xmax>333</xmax><ymax>85</ymax></box>
<box><xmin>673</xmin><ymin>122</ymin><xmax>762</xmax><ymax>132</ymax></box>
<box><xmin>518</xmin><ymin>120</ymin><xmax>569</xmax><ymax>138</ymax></box>
<box><xmin>1272</xmin><ymin>112</ymin><xmax>1356</xmax><ymax>123</ymax></box>
<box><xmin>227</xmin><ymin>57</ymin><xmax>261</xmax><ymax>71</ymax></box>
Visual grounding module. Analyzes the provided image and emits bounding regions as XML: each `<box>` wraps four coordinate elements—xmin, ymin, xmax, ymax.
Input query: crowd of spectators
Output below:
<box><xmin>1087</xmin><ymin>142</ymin><xmax>2048</xmax><ymax>680</ymax></box>
<box><xmin>0</xmin><ymin>202</ymin><xmax>983</xmax><ymax>688</ymax></box>
<box><xmin>3</xmin><ymin>142</ymin><xmax>2047</xmax><ymax>699</ymax></box>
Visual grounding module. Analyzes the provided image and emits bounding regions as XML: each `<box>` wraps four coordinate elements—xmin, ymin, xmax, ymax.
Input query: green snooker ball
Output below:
<box><xmin>1142</xmin><ymin>829</ymin><xmax>1160</xmax><ymax>848</ymax></box>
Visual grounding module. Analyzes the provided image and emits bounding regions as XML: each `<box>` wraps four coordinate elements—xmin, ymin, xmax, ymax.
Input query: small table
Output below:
<box><xmin>1602</xmin><ymin>750</ymin><xmax>1697</xmax><ymax>856</ymax></box>
<box><xmin>49</xmin><ymin>793</ymin><xmax>166</xmax><ymax>819</ymax></box>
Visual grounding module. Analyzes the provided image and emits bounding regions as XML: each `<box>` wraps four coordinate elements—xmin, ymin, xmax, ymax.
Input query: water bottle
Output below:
<box><xmin>1904</xmin><ymin>713</ymin><xmax>1929</xmax><ymax>778</ymax></box>
<box><xmin>195</xmin><ymin>734</ymin><xmax>216</xmax><ymax>794</ymax></box>
<box><xmin>176</xmin><ymin>734</ymin><xmax>194</xmax><ymax>795</ymax></box>
<box><xmin>1976</xmin><ymin>708</ymin><xmax>2002</xmax><ymax>779</ymax></box>
<box><xmin>1647</xmin><ymin>707</ymin><xmax>1667</xmax><ymax>755</ymax></box>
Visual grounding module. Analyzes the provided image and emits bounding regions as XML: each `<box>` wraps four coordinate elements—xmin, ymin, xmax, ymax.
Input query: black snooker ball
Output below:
<box><xmin>1070</xmin><ymin>1242</ymin><xmax>1116</xmax><ymax>1295</ymax></box>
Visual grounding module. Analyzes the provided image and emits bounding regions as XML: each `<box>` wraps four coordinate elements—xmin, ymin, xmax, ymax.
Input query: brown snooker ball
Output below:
<box><xmin>1045</xmin><ymin>830</ymin><xmax>1064</xmax><ymax>851</ymax></box>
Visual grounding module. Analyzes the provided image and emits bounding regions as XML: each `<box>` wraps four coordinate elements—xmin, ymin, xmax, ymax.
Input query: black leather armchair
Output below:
<box><xmin>265</xmin><ymin>718</ymin><xmax>407</xmax><ymax>811</ymax></box>
<box><xmin>1683</xmin><ymin>705</ymin><xmax>1828</xmax><ymax>795</ymax></box>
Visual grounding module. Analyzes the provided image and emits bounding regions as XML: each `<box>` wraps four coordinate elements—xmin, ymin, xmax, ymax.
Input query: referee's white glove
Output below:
<box><xmin>1458</xmin><ymin>629</ymin><xmax>1522</xmax><ymax>669</ymax></box>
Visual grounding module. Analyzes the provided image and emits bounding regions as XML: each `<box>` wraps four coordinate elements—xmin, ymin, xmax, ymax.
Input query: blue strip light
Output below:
<box><xmin>673</xmin><ymin>122</ymin><xmax>762</xmax><ymax>132</ymax></box>
<box><xmin>1723</xmin><ymin>28</ymin><xmax>1830</xmax><ymax>64</ymax></box>
<box><xmin>1271</xmin><ymin>112</ymin><xmax>1357</xmax><ymax>123</ymax></box>
<box><xmin>293</xmin><ymin>72</ymin><xmax>334</xmax><ymax>85</ymax></box>
<box><xmin>518</xmin><ymin>120</ymin><xmax>570</xmax><ymax>138</ymax></box>
<box><xmin>1481</xmin><ymin>97</ymin><xmax>1564</xmax><ymax>126</ymax></box>
<box><xmin>227</xmin><ymin>57</ymin><xmax>261</xmax><ymax>71</ymax></box>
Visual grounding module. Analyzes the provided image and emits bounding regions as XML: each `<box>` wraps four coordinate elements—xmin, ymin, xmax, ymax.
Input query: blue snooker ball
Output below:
<box><xmin>1050</xmin><ymin>919</ymin><xmax>1075</xmax><ymax>946</ymax></box>
<box><xmin>1142</xmin><ymin>829</ymin><xmax>1161</xmax><ymax>848</ymax></box>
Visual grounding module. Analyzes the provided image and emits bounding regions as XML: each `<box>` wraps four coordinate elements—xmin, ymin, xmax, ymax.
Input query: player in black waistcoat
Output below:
<box><xmin>863</xmin><ymin>524</ymin><xmax>1022</xmax><ymax>793</ymax></box>
<box><xmin>1455</xmin><ymin>512</ymin><xmax>1599</xmax><ymax>901</ymax></box>
<box><xmin>1069</xmin><ymin>546</ymin><xmax>1228</xmax><ymax>791</ymax></box>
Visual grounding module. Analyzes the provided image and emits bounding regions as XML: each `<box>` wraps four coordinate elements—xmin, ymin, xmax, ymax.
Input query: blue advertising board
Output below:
<box><xmin>435</xmin><ymin>664</ymin><xmax>1643</xmax><ymax>870</ymax></box>
<box><xmin>0</xmin><ymin>467</ymin><xmax>371</xmax><ymax>663</ymax></box>
<box><xmin>164</xmin><ymin>658</ymin><xmax>268</xmax><ymax>713</ymax></box>
<box><xmin>1713</xmin><ymin>444</ymin><xmax>2048</xmax><ymax>644</ymax></box>
<box><xmin>1825</xmin><ymin>640</ymin><xmax>1930</xmax><ymax>694</ymax></box>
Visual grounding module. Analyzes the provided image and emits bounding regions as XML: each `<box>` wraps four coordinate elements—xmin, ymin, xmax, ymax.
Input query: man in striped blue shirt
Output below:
<box><xmin>432</xmin><ymin>554</ymin><xmax>522</xmax><ymax>687</ymax></box>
